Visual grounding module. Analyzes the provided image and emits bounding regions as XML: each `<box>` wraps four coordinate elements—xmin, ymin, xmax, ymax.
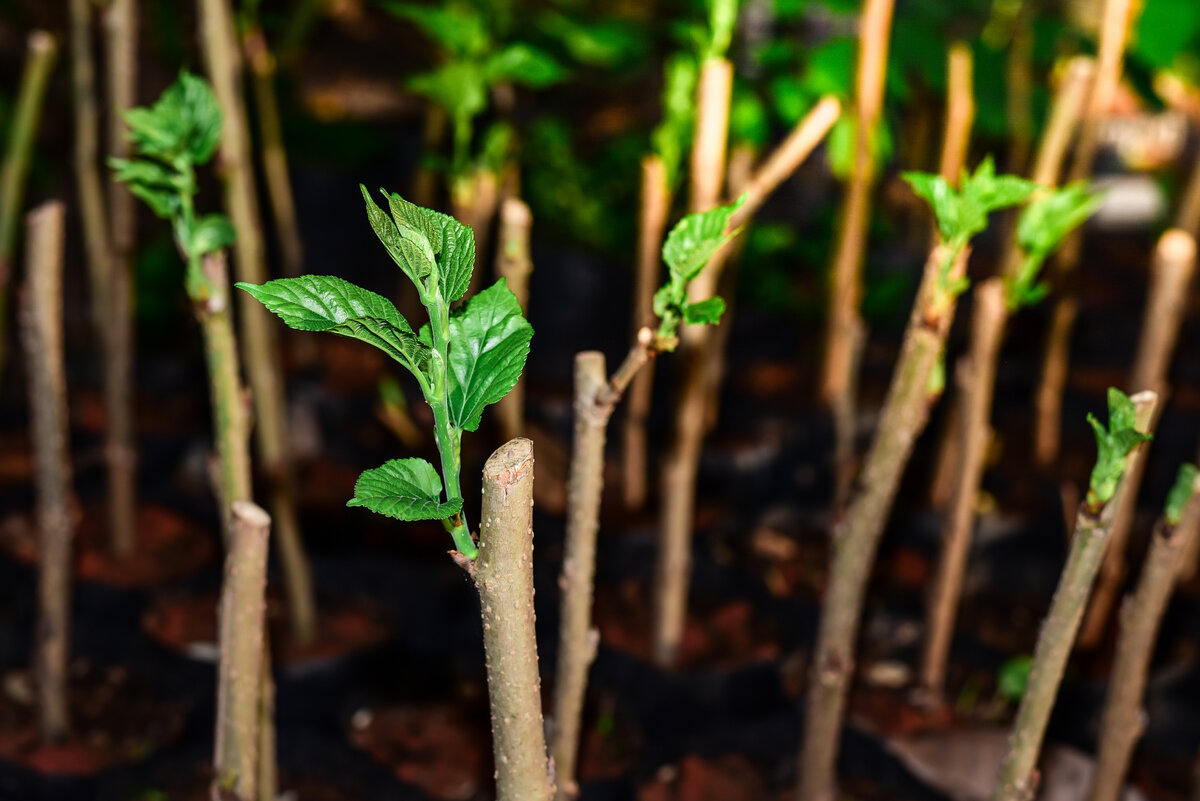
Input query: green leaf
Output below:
<box><xmin>662</xmin><ymin>194</ymin><xmax>748</xmax><ymax>283</ymax></box>
<box><xmin>379</xmin><ymin>188</ymin><xmax>475</xmax><ymax>303</ymax></box>
<box><xmin>537</xmin><ymin>12</ymin><xmax>646</xmax><ymax>68</ymax></box>
<box><xmin>361</xmin><ymin>185</ymin><xmax>436</xmax><ymax>289</ymax></box>
<box><xmin>706</xmin><ymin>0</ymin><xmax>739</xmax><ymax>60</ymax></box>
<box><xmin>1016</xmin><ymin>182</ymin><xmax>1099</xmax><ymax>259</ymax></box>
<box><xmin>996</xmin><ymin>655</ymin><xmax>1033</xmax><ymax>703</ymax></box>
<box><xmin>381</xmin><ymin>1</ymin><xmax>489</xmax><ymax>57</ymax></box>
<box><xmin>188</xmin><ymin>214</ymin><xmax>236</xmax><ymax>258</ymax></box>
<box><xmin>347</xmin><ymin>457</ymin><xmax>463</xmax><ymax>521</ymax></box>
<box><xmin>123</xmin><ymin>71</ymin><xmax>222</xmax><ymax>165</ymax></box>
<box><xmin>902</xmin><ymin>171</ymin><xmax>959</xmax><ymax>241</ymax></box>
<box><xmin>484</xmin><ymin>44</ymin><xmax>568</xmax><ymax>88</ymax></box>
<box><xmin>109</xmin><ymin>157</ymin><xmax>184</xmax><ymax>219</ymax></box>
<box><xmin>445</xmin><ymin>278</ymin><xmax>533</xmax><ymax>431</ymax></box>
<box><xmin>651</xmin><ymin>54</ymin><xmax>698</xmax><ymax>188</ymax></box>
<box><xmin>1087</xmin><ymin>388</ymin><xmax>1154</xmax><ymax>506</ymax></box>
<box><xmin>237</xmin><ymin>276</ymin><xmax>430</xmax><ymax>377</ymax></box>
<box><xmin>905</xmin><ymin>157</ymin><xmax>1037</xmax><ymax>243</ymax></box>
<box><xmin>1165</xmin><ymin>463</ymin><xmax>1200</xmax><ymax>526</ymax></box>
<box><xmin>409</xmin><ymin>62</ymin><xmax>488</xmax><ymax>121</ymax></box>
<box><xmin>683</xmin><ymin>296</ymin><xmax>726</xmax><ymax>325</ymax></box>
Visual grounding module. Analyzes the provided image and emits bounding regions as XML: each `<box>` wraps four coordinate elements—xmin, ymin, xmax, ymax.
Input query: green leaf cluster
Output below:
<box><xmin>652</xmin><ymin>195</ymin><xmax>747</xmax><ymax>345</ymax></box>
<box><xmin>1007</xmin><ymin>182</ymin><xmax>1099</xmax><ymax>310</ymax></box>
<box><xmin>109</xmin><ymin>72</ymin><xmax>236</xmax><ymax>295</ymax></box>
<box><xmin>1087</xmin><ymin>388</ymin><xmax>1154</xmax><ymax>507</ymax></box>
<box><xmin>238</xmin><ymin>188</ymin><xmax>533</xmax><ymax>559</ymax></box>
<box><xmin>1164</xmin><ymin>463</ymin><xmax>1199</xmax><ymax>527</ymax></box>
<box><xmin>996</xmin><ymin>655</ymin><xmax>1033</xmax><ymax>703</ymax></box>
<box><xmin>385</xmin><ymin>1</ymin><xmax>567</xmax><ymax>179</ymax></box>
<box><xmin>903</xmin><ymin>157</ymin><xmax>1038</xmax><ymax>298</ymax></box>
<box><xmin>652</xmin><ymin>54</ymin><xmax>699</xmax><ymax>191</ymax></box>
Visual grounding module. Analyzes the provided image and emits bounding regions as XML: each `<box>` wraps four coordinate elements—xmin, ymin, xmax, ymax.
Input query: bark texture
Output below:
<box><xmin>212</xmin><ymin>500</ymin><xmax>271</xmax><ymax>801</ymax></box>
<box><xmin>919</xmin><ymin>278</ymin><xmax>1005</xmax><ymax>700</ymax></box>
<box><xmin>22</xmin><ymin>202</ymin><xmax>72</xmax><ymax>743</ymax></box>
<box><xmin>991</xmin><ymin>392</ymin><xmax>1157</xmax><ymax>801</ymax></box>
<box><xmin>552</xmin><ymin>353</ymin><xmax>608</xmax><ymax>801</ymax></box>
<box><xmin>799</xmin><ymin>243</ymin><xmax>967</xmax><ymax>801</ymax></box>
<box><xmin>475</xmin><ymin>438</ymin><xmax>554</xmax><ymax>801</ymax></box>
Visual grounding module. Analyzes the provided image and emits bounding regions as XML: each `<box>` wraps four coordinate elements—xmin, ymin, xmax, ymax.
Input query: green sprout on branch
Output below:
<box><xmin>1087</xmin><ymin>388</ymin><xmax>1154</xmax><ymax>509</ymax></box>
<box><xmin>238</xmin><ymin>188</ymin><xmax>532</xmax><ymax>560</ymax></box>
<box><xmin>108</xmin><ymin>71</ymin><xmax>236</xmax><ymax>293</ymax></box>
<box><xmin>1165</xmin><ymin>463</ymin><xmax>1200</xmax><ymax>527</ymax></box>
<box><xmin>651</xmin><ymin>195</ymin><xmax>746</xmax><ymax>348</ymax></box>
<box><xmin>1008</xmin><ymin>182</ymin><xmax>1100</xmax><ymax>310</ymax></box>
<box><xmin>903</xmin><ymin>157</ymin><xmax>1038</xmax><ymax>300</ymax></box>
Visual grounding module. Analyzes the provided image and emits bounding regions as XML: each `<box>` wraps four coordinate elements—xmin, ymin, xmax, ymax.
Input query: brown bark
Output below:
<box><xmin>22</xmin><ymin>202</ymin><xmax>72</xmax><ymax>743</ymax></box>
<box><xmin>0</xmin><ymin>31</ymin><xmax>58</xmax><ymax>380</ymax></box>
<box><xmin>938</xmin><ymin>42</ymin><xmax>975</xmax><ymax>185</ymax></box>
<box><xmin>689</xmin><ymin>58</ymin><xmax>734</xmax><ymax>214</ymax></box>
<box><xmin>198</xmin><ymin>0</ymin><xmax>316</xmax><ymax>645</ymax></box>
<box><xmin>1078</xmin><ymin>229</ymin><xmax>1196</xmax><ymax>648</ymax></box>
<box><xmin>1034</xmin><ymin>0</ymin><xmax>1139</xmax><ymax>466</ymax></box>
<box><xmin>552</xmin><ymin>353</ymin><xmax>608</xmax><ymax>801</ymax></box>
<box><xmin>799</xmin><ymin>243</ymin><xmax>968</xmax><ymax>801</ymax></box>
<box><xmin>494</xmin><ymin>198</ymin><xmax>533</xmax><ymax>443</ymax></box>
<box><xmin>623</xmin><ymin>155</ymin><xmax>671</xmax><ymax>511</ymax></box>
<box><xmin>212</xmin><ymin>500</ymin><xmax>271</xmax><ymax>801</ymax></box>
<box><xmin>822</xmin><ymin>0</ymin><xmax>896</xmax><ymax>507</ymax></box>
<box><xmin>474</xmin><ymin>438</ymin><xmax>554</xmax><ymax>801</ymax></box>
<box><xmin>1087</xmin><ymin>475</ymin><xmax>1200</xmax><ymax>801</ymax></box>
<box><xmin>992</xmin><ymin>393</ymin><xmax>1157</xmax><ymax>801</ymax></box>
<box><xmin>919</xmin><ymin>278</ymin><xmax>1006</xmax><ymax>702</ymax></box>
<box><xmin>103</xmin><ymin>0</ymin><xmax>139</xmax><ymax>559</ymax></box>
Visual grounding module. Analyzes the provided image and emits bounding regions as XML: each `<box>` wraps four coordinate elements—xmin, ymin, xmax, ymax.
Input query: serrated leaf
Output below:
<box><xmin>381</xmin><ymin>189</ymin><xmax>475</xmax><ymax>303</ymax></box>
<box><xmin>484</xmin><ymin>44</ymin><xmax>567</xmax><ymax>88</ymax></box>
<box><xmin>347</xmin><ymin>457</ymin><xmax>463</xmax><ymax>521</ymax></box>
<box><xmin>123</xmin><ymin>71</ymin><xmax>222</xmax><ymax>165</ymax></box>
<box><xmin>662</xmin><ymin>195</ymin><xmax>748</xmax><ymax>283</ymax></box>
<box><xmin>361</xmin><ymin>185</ymin><xmax>436</xmax><ymax>288</ymax></box>
<box><xmin>683</xmin><ymin>297</ymin><xmax>726</xmax><ymax>325</ymax></box>
<box><xmin>903</xmin><ymin>171</ymin><xmax>958</xmax><ymax>241</ymax></box>
<box><xmin>124</xmin><ymin>180</ymin><xmax>179</xmax><ymax>219</ymax></box>
<box><xmin>1165</xmin><ymin>463</ymin><xmax>1200</xmax><ymax>526</ymax></box>
<box><xmin>237</xmin><ymin>276</ymin><xmax>429</xmax><ymax>377</ymax></box>
<box><xmin>189</xmin><ymin>214</ymin><xmax>236</xmax><ymax>257</ymax></box>
<box><xmin>445</xmin><ymin>278</ymin><xmax>533</xmax><ymax>431</ymax></box>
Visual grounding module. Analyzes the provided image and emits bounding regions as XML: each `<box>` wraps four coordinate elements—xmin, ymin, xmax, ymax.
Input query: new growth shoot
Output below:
<box><xmin>903</xmin><ymin>156</ymin><xmax>1039</xmax><ymax>305</ymax></box>
<box><xmin>1008</xmin><ymin>182</ymin><xmax>1100</xmax><ymax>311</ymax></box>
<box><xmin>239</xmin><ymin>188</ymin><xmax>533</xmax><ymax>560</ymax></box>
<box><xmin>1087</xmin><ymin>388</ymin><xmax>1154</xmax><ymax>510</ymax></box>
<box><xmin>109</xmin><ymin>71</ymin><xmax>236</xmax><ymax>286</ymax></box>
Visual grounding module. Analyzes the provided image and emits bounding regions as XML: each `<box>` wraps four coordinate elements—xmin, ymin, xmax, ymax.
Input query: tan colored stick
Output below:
<box><xmin>245</xmin><ymin>27</ymin><xmax>305</xmax><ymax>280</ymax></box>
<box><xmin>800</xmin><ymin>243</ymin><xmax>968</xmax><ymax>801</ymax></box>
<box><xmin>1078</xmin><ymin>230</ymin><xmax>1196</xmax><ymax>648</ymax></box>
<box><xmin>919</xmin><ymin>278</ymin><xmax>1005</xmax><ymax>702</ymax></box>
<box><xmin>103</xmin><ymin>0</ymin><xmax>139</xmax><ymax>559</ymax></box>
<box><xmin>822</xmin><ymin>0</ymin><xmax>896</xmax><ymax>507</ymax></box>
<box><xmin>938</xmin><ymin>42</ymin><xmax>975</xmax><ymax>185</ymax></box>
<box><xmin>212</xmin><ymin>500</ymin><xmax>271</xmax><ymax>801</ymax></box>
<box><xmin>992</xmin><ymin>393</ymin><xmax>1158</xmax><ymax>801</ymax></box>
<box><xmin>1087</xmin><ymin>472</ymin><xmax>1200</xmax><ymax>801</ymax></box>
<box><xmin>198</xmin><ymin>0</ymin><xmax>316</xmax><ymax>645</ymax></box>
<box><xmin>474</xmin><ymin>438</ymin><xmax>554</xmax><ymax>801</ymax></box>
<box><xmin>623</xmin><ymin>155</ymin><xmax>671</xmax><ymax>511</ymax></box>
<box><xmin>1034</xmin><ymin>0</ymin><xmax>1139</xmax><ymax>466</ymax></box>
<box><xmin>0</xmin><ymin>32</ymin><xmax>58</xmax><ymax>380</ymax></box>
<box><xmin>22</xmin><ymin>202</ymin><xmax>71</xmax><ymax>743</ymax></box>
<box><xmin>494</xmin><ymin>198</ymin><xmax>534</xmax><ymax>443</ymax></box>
<box><xmin>689</xmin><ymin>58</ymin><xmax>734</xmax><ymax>214</ymax></box>
<box><xmin>552</xmin><ymin>353</ymin><xmax>607</xmax><ymax>801</ymax></box>
<box><xmin>1005</xmin><ymin>13</ymin><xmax>1035</xmax><ymax>177</ymax></box>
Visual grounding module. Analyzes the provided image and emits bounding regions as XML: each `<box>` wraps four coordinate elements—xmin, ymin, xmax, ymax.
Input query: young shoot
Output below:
<box><xmin>1087</xmin><ymin>388</ymin><xmax>1154</xmax><ymax>510</ymax></box>
<box><xmin>650</xmin><ymin>194</ymin><xmax>746</xmax><ymax>348</ymax></box>
<box><xmin>109</xmin><ymin>71</ymin><xmax>236</xmax><ymax>285</ymax></box>
<box><xmin>1165</xmin><ymin>463</ymin><xmax>1200</xmax><ymax>526</ymax></box>
<box><xmin>1008</xmin><ymin>182</ymin><xmax>1100</xmax><ymax>310</ymax></box>
<box><xmin>238</xmin><ymin>188</ymin><xmax>533</xmax><ymax>560</ymax></box>
<box><xmin>385</xmin><ymin>1</ymin><xmax>567</xmax><ymax>181</ymax></box>
<box><xmin>903</xmin><ymin>156</ymin><xmax>1038</xmax><ymax>301</ymax></box>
